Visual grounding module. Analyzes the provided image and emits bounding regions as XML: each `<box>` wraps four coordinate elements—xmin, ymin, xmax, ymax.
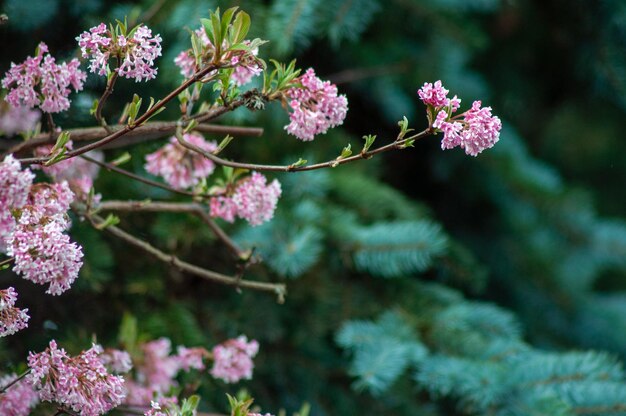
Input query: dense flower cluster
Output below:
<box><xmin>1</xmin><ymin>43</ymin><xmax>86</xmax><ymax>113</ymax></box>
<box><xmin>417</xmin><ymin>80</ymin><xmax>502</xmax><ymax>156</ymax></box>
<box><xmin>77</xmin><ymin>23</ymin><xmax>162</xmax><ymax>82</ymax></box>
<box><xmin>34</xmin><ymin>140</ymin><xmax>103</xmax><ymax>201</ymax></box>
<box><xmin>27</xmin><ymin>340</ymin><xmax>126</xmax><ymax>415</ymax></box>
<box><xmin>210</xmin><ymin>335</ymin><xmax>259</xmax><ymax>383</ymax></box>
<box><xmin>284</xmin><ymin>68</ymin><xmax>348</xmax><ymax>141</ymax></box>
<box><xmin>98</xmin><ymin>348</ymin><xmax>133</xmax><ymax>374</ymax></box>
<box><xmin>145</xmin><ymin>133</ymin><xmax>218</xmax><ymax>190</ymax></box>
<box><xmin>174</xmin><ymin>27</ymin><xmax>262</xmax><ymax>86</ymax></box>
<box><xmin>0</xmin><ymin>155</ymin><xmax>34</xmax><ymax>252</ymax></box>
<box><xmin>125</xmin><ymin>338</ymin><xmax>207</xmax><ymax>406</ymax></box>
<box><xmin>0</xmin><ymin>287</ymin><xmax>29</xmax><ymax>337</ymax></box>
<box><xmin>0</xmin><ymin>372</ymin><xmax>39</xmax><ymax>416</ymax></box>
<box><xmin>210</xmin><ymin>172</ymin><xmax>282</xmax><ymax>226</ymax></box>
<box><xmin>0</xmin><ymin>104</ymin><xmax>40</xmax><ymax>136</ymax></box>
<box><xmin>7</xmin><ymin>182</ymin><xmax>83</xmax><ymax>295</ymax></box>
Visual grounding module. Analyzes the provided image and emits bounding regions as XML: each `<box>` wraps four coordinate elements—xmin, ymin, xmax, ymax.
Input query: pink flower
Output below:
<box><xmin>145</xmin><ymin>133</ymin><xmax>218</xmax><ymax>190</ymax></box>
<box><xmin>0</xmin><ymin>155</ymin><xmax>34</xmax><ymax>252</ymax></box>
<box><xmin>419</xmin><ymin>81</ymin><xmax>502</xmax><ymax>156</ymax></box>
<box><xmin>144</xmin><ymin>401</ymin><xmax>168</xmax><ymax>416</ymax></box>
<box><xmin>0</xmin><ymin>287</ymin><xmax>30</xmax><ymax>337</ymax></box>
<box><xmin>0</xmin><ymin>372</ymin><xmax>39</xmax><ymax>416</ymax></box>
<box><xmin>176</xmin><ymin>346</ymin><xmax>207</xmax><ymax>371</ymax></box>
<box><xmin>77</xmin><ymin>23</ymin><xmax>162</xmax><ymax>82</ymax></box>
<box><xmin>0</xmin><ymin>104</ymin><xmax>40</xmax><ymax>136</ymax></box>
<box><xmin>209</xmin><ymin>172</ymin><xmax>282</xmax><ymax>226</ymax></box>
<box><xmin>284</xmin><ymin>68</ymin><xmax>348</xmax><ymax>141</ymax></box>
<box><xmin>210</xmin><ymin>335</ymin><xmax>259</xmax><ymax>383</ymax></box>
<box><xmin>27</xmin><ymin>340</ymin><xmax>126</xmax><ymax>415</ymax></box>
<box><xmin>98</xmin><ymin>348</ymin><xmax>133</xmax><ymax>373</ymax></box>
<box><xmin>2</xmin><ymin>43</ymin><xmax>86</xmax><ymax>113</ymax></box>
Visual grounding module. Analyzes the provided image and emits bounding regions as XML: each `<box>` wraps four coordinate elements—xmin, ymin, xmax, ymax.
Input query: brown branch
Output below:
<box><xmin>18</xmin><ymin>63</ymin><xmax>226</xmax><ymax>165</ymax></box>
<box><xmin>2</xmin><ymin>122</ymin><xmax>263</xmax><ymax>154</ymax></box>
<box><xmin>95</xmin><ymin>70</ymin><xmax>120</xmax><ymax>133</ymax></box>
<box><xmin>0</xmin><ymin>370</ymin><xmax>30</xmax><ymax>394</ymax></box>
<box><xmin>176</xmin><ymin>128</ymin><xmax>434</xmax><ymax>173</ymax></box>
<box><xmin>86</xmin><ymin>213</ymin><xmax>286</xmax><ymax>302</ymax></box>
<box><xmin>97</xmin><ymin>200</ymin><xmax>251</xmax><ymax>261</ymax></box>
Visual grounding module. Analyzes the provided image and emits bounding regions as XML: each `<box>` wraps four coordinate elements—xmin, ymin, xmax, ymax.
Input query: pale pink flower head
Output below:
<box><xmin>0</xmin><ymin>155</ymin><xmax>34</xmax><ymax>252</ymax></box>
<box><xmin>210</xmin><ymin>335</ymin><xmax>259</xmax><ymax>383</ymax></box>
<box><xmin>77</xmin><ymin>23</ymin><xmax>162</xmax><ymax>82</ymax></box>
<box><xmin>99</xmin><ymin>348</ymin><xmax>133</xmax><ymax>373</ymax></box>
<box><xmin>0</xmin><ymin>372</ymin><xmax>39</xmax><ymax>416</ymax></box>
<box><xmin>0</xmin><ymin>103</ymin><xmax>40</xmax><ymax>136</ymax></box>
<box><xmin>176</xmin><ymin>346</ymin><xmax>207</xmax><ymax>371</ymax></box>
<box><xmin>136</xmin><ymin>338</ymin><xmax>180</xmax><ymax>394</ymax></box>
<box><xmin>0</xmin><ymin>287</ymin><xmax>30</xmax><ymax>337</ymax></box>
<box><xmin>27</xmin><ymin>340</ymin><xmax>126</xmax><ymax>415</ymax></box>
<box><xmin>2</xmin><ymin>43</ymin><xmax>86</xmax><ymax>113</ymax></box>
<box><xmin>145</xmin><ymin>133</ymin><xmax>218</xmax><ymax>190</ymax></box>
<box><xmin>284</xmin><ymin>68</ymin><xmax>348</xmax><ymax>141</ymax></box>
<box><xmin>417</xmin><ymin>80</ymin><xmax>452</xmax><ymax>108</ymax></box>
<box><xmin>145</xmin><ymin>401</ymin><xmax>168</xmax><ymax>416</ymax></box>
<box><xmin>209</xmin><ymin>172</ymin><xmax>282</xmax><ymax>226</ymax></box>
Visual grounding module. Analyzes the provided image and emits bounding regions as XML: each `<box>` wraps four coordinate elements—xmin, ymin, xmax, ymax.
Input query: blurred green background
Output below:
<box><xmin>1</xmin><ymin>0</ymin><xmax>626</xmax><ymax>415</ymax></box>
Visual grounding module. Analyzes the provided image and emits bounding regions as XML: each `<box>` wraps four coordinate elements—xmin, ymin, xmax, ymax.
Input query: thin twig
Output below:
<box><xmin>0</xmin><ymin>257</ymin><xmax>14</xmax><ymax>268</ymax></box>
<box><xmin>85</xmin><ymin>212</ymin><xmax>286</xmax><ymax>302</ymax></box>
<box><xmin>0</xmin><ymin>370</ymin><xmax>30</xmax><ymax>394</ymax></box>
<box><xmin>97</xmin><ymin>200</ymin><xmax>250</xmax><ymax>260</ymax></box>
<box><xmin>95</xmin><ymin>70</ymin><xmax>120</xmax><ymax>133</ymax></box>
<box><xmin>19</xmin><ymin>63</ymin><xmax>226</xmax><ymax>165</ymax></box>
<box><xmin>176</xmin><ymin>128</ymin><xmax>433</xmax><ymax>173</ymax></box>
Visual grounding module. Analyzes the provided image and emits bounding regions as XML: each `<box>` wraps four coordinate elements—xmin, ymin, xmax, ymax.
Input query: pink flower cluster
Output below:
<box><xmin>417</xmin><ymin>80</ymin><xmax>502</xmax><ymax>156</ymax></box>
<box><xmin>284</xmin><ymin>68</ymin><xmax>348</xmax><ymax>141</ymax></box>
<box><xmin>174</xmin><ymin>27</ymin><xmax>262</xmax><ymax>86</ymax></box>
<box><xmin>125</xmin><ymin>338</ymin><xmax>207</xmax><ymax>406</ymax></box>
<box><xmin>0</xmin><ymin>155</ymin><xmax>34</xmax><ymax>252</ymax></box>
<box><xmin>210</xmin><ymin>335</ymin><xmax>259</xmax><ymax>383</ymax></box>
<box><xmin>145</xmin><ymin>133</ymin><xmax>218</xmax><ymax>190</ymax></box>
<box><xmin>77</xmin><ymin>23</ymin><xmax>162</xmax><ymax>82</ymax></box>
<box><xmin>144</xmin><ymin>401</ymin><xmax>168</xmax><ymax>416</ymax></box>
<box><xmin>98</xmin><ymin>348</ymin><xmax>133</xmax><ymax>374</ymax></box>
<box><xmin>210</xmin><ymin>172</ymin><xmax>282</xmax><ymax>226</ymax></box>
<box><xmin>27</xmin><ymin>340</ymin><xmax>126</xmax><ymax>415</ymax></box>
<box><xmin>0</xmin><ymin>287</ymin><xmax>30</xmax><ymax>337</ymax></box>
<box><xmin>0</xmin><ymin>104</ymin><xmax>40</xmax><ymax>137</ymax></box>
<box><xmin>1</xmin><ymin>43</ymin><xmax>86</xmax><ymax>113</ymax></box>
<box><xmin>34</xmin><ymin>140</ymin><xmax>103</xmax><ymax>202</ymax></box>
<box><xmin>0</xmin><ymin>372</ymin><xmax>39</xmax><ymax>416</ymax></box>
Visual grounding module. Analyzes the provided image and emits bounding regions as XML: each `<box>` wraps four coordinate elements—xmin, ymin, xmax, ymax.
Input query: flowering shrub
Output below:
<box><xmin>0</xmin><ymin>5</ymin><xmax>503</xmax><ymax>415</ymax></box>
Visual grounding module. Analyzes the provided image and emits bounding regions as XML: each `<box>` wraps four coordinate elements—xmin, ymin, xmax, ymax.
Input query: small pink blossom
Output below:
<box><xmin>0</xmin><ymin>155</ymin><xmax>34</xmax><ymax>252</ymax></box>
<box><xmin>210</xmin><ymin>172</ymin><xmax>281</xmax><ymax>226</ymax></box>
<box><xmin>0</xmin><ymin>104</ymin><xmax>40</xmax><ymax>136</ymax></box>
<box><xmin>77</xmin><ymin>23</ymin><xmax>162</xmax><ymax>82</ymax></box>
<box><xmin>98</xmin><ymin>348</ymin><xmax>133</xmax><ymax>373</ymax></box>
<box><xmin>419</xmin><ymin>81</ymin><xmax>502</xmax><ymax>156</ymax></box>
<box><xmin>284</xmin><ymin>68</ymin><xmax>348</xmax><ymax>141</ymax></box>
<box><xmin>0</xmin><ymin>372</ymin><xmax>39</xmax><ymax>416</ymax></box>
<box><xmin>210</xmin><ymin>335</ymin><xmax>259</xmax><ymax>383</ymax></box>
<box><xmin>176</xmin><ymin>346</ymin><xmax>207</xmax><ymax>371</ymax></box>
<box><xmin>2</xmin><ymin>43</ymin><xmax>86</xmax><ymax>113</ymax></box>
<box><xmin>145</xmin><ymin>401</ymin><xmax>168</xmax><ymax>416</ymax></box>
<box><xmin>145</xmin><ymin>133</ymin><xmax>218</xmax><ymax>190</ymax></box>
<box><xmin>0</xmin><ymin>287</ymin><xmax>30</xmax><ymax>337</ymax></box>
<box><xmin>27</xmin><ymin>340</ymin><xmax>126</xmax><ymax>415</ymax></box>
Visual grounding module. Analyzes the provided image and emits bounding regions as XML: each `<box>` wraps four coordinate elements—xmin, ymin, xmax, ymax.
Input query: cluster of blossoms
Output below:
<box><xmin>284</xmin><ymin>68</ymin><xmax>348</xmax><ymax>141</ymax></box>
<box><xmin>0</xmin><ymin>287</ymin><xmax>30</xmax><ymax>337</ymax></box>
<box><xmin>210</xmin><ymin>335</ymin><xmax>259</xmax><ymax>383</ymax></box>
<box><xmin>77</xmin><ymin>23</ymin><xmax>162</xmax><ymax>82</ymax></box>
<box><xmin>145</xmin><ymin>133</ymin><xmax>218</xmax><ymax>190</ymax></box>
<box><xmin>0</xmin><ymin>372</ymin><xmax>39</xmax><ymax>415</ymax></box>
<box><xmin>125</xmin><ymin>338</ymin><xmax>207</xmax><ymax>406</ymax></box>
<box><xmin>174</xmin><ymin>27</ymin><xmax>262</xmax><ymax>86</ymax></box>
<box><xmin>27</xmin><ymin>340</ymin><xmax>126</xmax><ymax>416</ymax></box>
<box><xmin>1</xmin><ymin>43</ymin><xmax>86</xmax><ymax>113</ymax></box>
<box><xmin>98</xmin><ymin>347</ymin><xmax>133</xmax><ymax>374</ymax></box>
<box><xmin>210</xmin><ymin>172</ymin><xmax>282</xmax><ymax>226</ymax></box>
<box><xmin>0</xmin><ymin>104</ymin><xmax>40</xmax><ymax>137</ymax></box>
<box><xmin>34</xmin><ymin>140</ymin><xmax>103</xmax><ymax>202</ymax></box>
<box><xmin>0</xmin><ymin>155</ymin><xmax>84</xmax><ymax>300</ymax></box>
<box><xmin>418</xmin><ymin>80</ymin><xmax>502</xmax><ymax>156</ymax></box>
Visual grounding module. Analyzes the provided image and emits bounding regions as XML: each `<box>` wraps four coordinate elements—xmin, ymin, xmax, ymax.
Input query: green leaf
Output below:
<box><xmin>110</xmin><ymin>151</ymin><xmax>131</xmax><ymax>166</ymax></box>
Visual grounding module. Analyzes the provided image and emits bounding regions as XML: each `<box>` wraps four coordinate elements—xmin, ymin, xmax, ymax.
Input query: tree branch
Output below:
<box><xmin>85</xmin><ymin>212</ymin><xmax>285</xmax><ymax>302</ymax></box>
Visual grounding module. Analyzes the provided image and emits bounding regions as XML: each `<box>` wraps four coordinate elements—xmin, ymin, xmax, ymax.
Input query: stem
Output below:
<box><xmin>85</xmin><ymin>212</ymin><xmax>286</xmax><ymax>302</ymax></box>
<box><xmin>19</xmin><ymin>63</ymin><xmax>225</xmax><ymax>165</ymax></box>
<box><xmin>80</xmin><ymin>155</ymin><xmax>203</xmax><ymax>199</ymax></box>
<box><xmin>0</xmin><ymin>257</ymin><xmax>14</xmax><ymax>268</ymax></box>
<box><xmin>0</xmin><ymin>370</ymin><xmax>30</xmax><ymax>394</ymax></box>
<box><xmin>176</xmin><ymin>128</ymin><xmax>433</xmax><ymax>173</ymax></box>
<box><xmin>98</xmin><ymin>200</ymin><xmax>250</xmax><ymax>260</ymax></box>
<box><xmin>95</xmin><ymin>70</ymin><xmax>120</xmax><ymax>133</ymax></box>
<box><xmin>46</xmin><ymin>113</ymin><xmax>56</xmax><ymax>140</ymax></box>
